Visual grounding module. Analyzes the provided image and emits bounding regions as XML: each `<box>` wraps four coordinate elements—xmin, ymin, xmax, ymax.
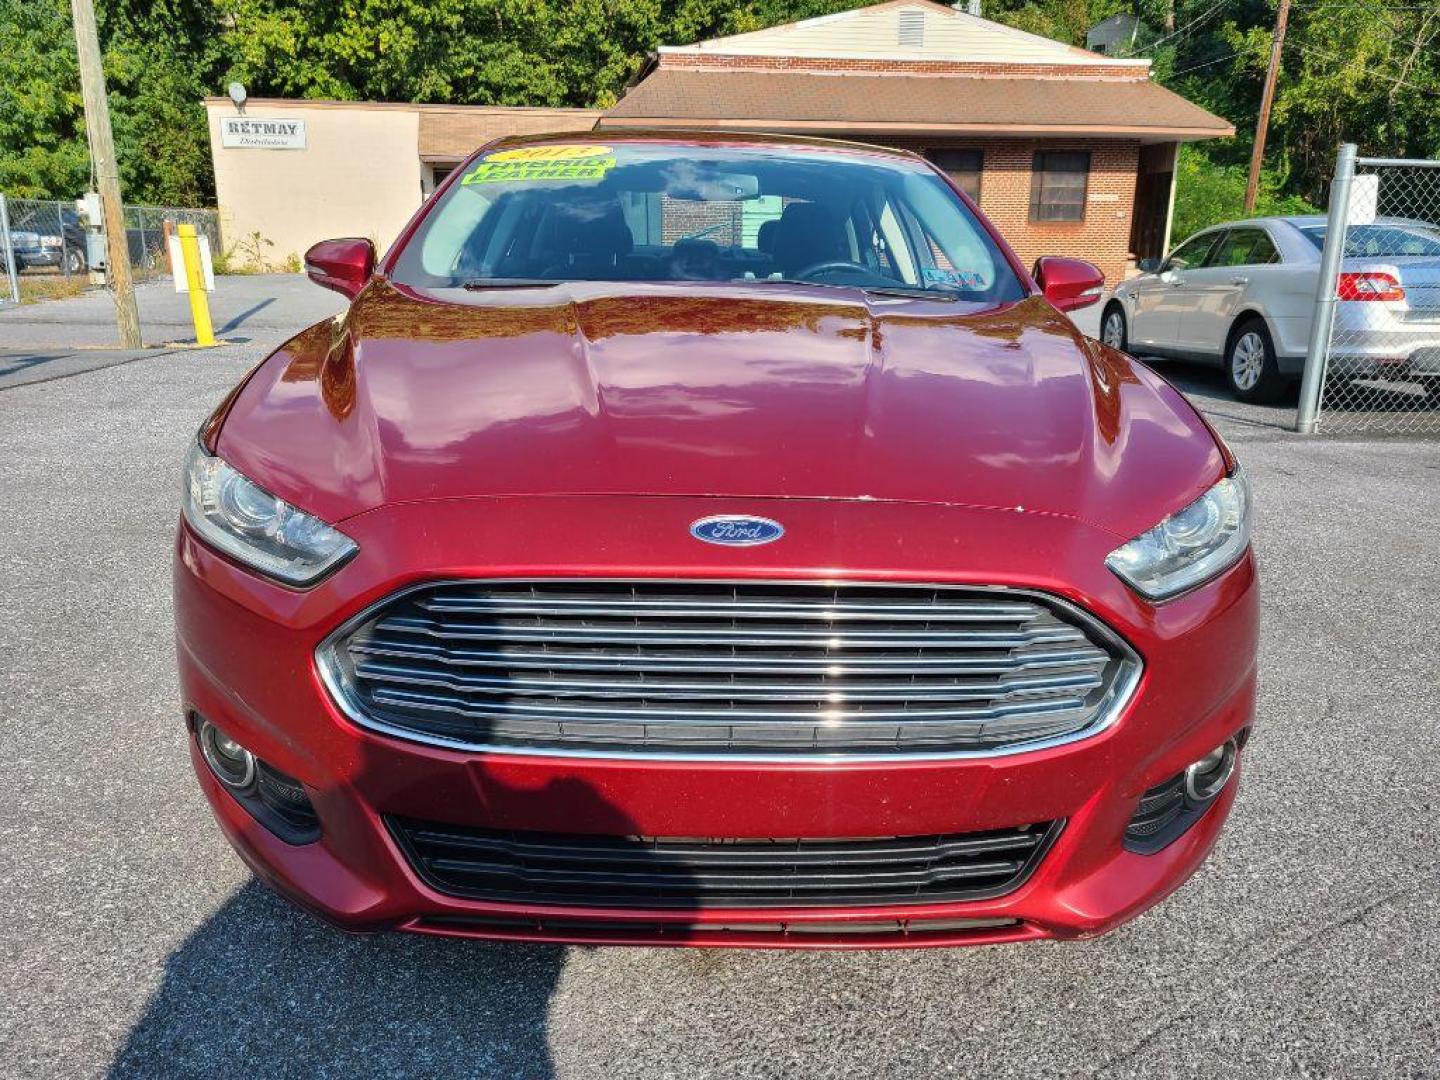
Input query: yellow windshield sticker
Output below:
<box><xmin>463</xmin><ymin>145</ymin><xmax>616</xmax><ymax>185</ymax></box>
<box><xmin>487</xmin><ymin>145</ymin><xmax>612</xmax><ymax>162</ymax></box>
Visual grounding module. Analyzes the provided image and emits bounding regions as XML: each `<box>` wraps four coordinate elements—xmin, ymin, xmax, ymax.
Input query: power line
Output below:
<box><xmin>1166</xmin><ymin>34</ymin><xmax>1274</xmax><ymax>78</ymax></box>
<box><xmin>1165</xmin><ymin>16</ymin><xmax>1440</xmax><ymax>82</ymax></box>
<box><xmin>1169</xmin><ymin>48</ymin><xmax>1243</xmax><ymax>77</ymax></box>
<box><xmin>1285</xmin><ymin>38</ymin><xmax>1440</xmax><ymax>93</ymax></box>
<box><xmin>1299</xmin><ymin>0</ymin><xmax>1433</xmax><ymax>20</ymax></box>
<box><xmin>1294</xmin><ymin>0</ymin><xmax>1440</xmax><ymax>54</ymax></box>
<box><xmin>1134</xmin><ymin>0</ymin><xmax>1231</xmax><ymax>55</ymax></box>
<box><xmin>1296</xmin><ymin>0</ymin><xmax>1440</xmax><ymax>57</ymax></box>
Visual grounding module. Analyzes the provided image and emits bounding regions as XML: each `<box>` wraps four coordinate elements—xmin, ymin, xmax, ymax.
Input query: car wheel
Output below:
<box><xmin>1226</xmin><ymin>319</ymin><xmax>1286</xmax><ymax>404</ymax></box>
<box><xmin>1100</xmin><ymin>304</ymin><xmax>1128</xmax><ymax>351</ymax></box>
<box><xmin>64</xmin><ymin>247</ymin><xmax>86</xmax><ymax>275</ymax></box>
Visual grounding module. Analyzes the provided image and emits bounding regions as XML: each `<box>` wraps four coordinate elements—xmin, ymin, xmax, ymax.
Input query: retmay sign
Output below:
<box><xmin>220</xmin><ymin>117</ymin><xmax>307</xmax><ymax>150</ymax></box>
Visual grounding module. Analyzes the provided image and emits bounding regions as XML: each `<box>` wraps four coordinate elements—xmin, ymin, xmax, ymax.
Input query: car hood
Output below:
<box><xmin>216</xmin><ymin>280</ymin><xmax>1224</xmax><ymax>539</ymax></box>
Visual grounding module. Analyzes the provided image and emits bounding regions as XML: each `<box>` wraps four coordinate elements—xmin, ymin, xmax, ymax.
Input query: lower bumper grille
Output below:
<box><xmin>387</xmin><ymin>817</ymin><xmax>1062</xmax><ymax>909</ymax></box>
<box><xmin>321</xmin><ymin>579</ymin><xmax>1138</xmax><ymax>757</ymax></box>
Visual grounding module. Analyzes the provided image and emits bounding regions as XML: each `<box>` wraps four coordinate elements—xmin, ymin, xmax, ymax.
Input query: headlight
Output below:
<box><xmin>182</xmin><ymin>442</ymin><xmax>357</xmax><ymax>586</ymax></box>
<box><xmin>1105</xmin><ymin>468</ymin><xmax>1251</xmax><ymax>601</ymax></box>
<box><xmin>39</xmin><ymin>234</ymin><xmax>63</xmax><ymax>247</ymax></box>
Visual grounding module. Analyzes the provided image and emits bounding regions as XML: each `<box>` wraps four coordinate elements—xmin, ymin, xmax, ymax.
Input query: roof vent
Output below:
<box><xmin>898</xmin><ymin>10</ymin><xmax>925</xmax><ymax>46</ymax></box>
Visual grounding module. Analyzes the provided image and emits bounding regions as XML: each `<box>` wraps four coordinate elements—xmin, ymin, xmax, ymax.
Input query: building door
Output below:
<box><xmin>1130</xmin><ymin>143</ymin><xmax>1177</xmax><ymax>264</ymax></box>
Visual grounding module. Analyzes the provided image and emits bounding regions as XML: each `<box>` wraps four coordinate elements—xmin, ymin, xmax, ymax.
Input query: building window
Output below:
<box><xmin>928</xmin><ymin>149</ymin><xmax>983</xmax><ymax>202</ymax></box>
<box><xmin>1030</xmin><ymin>151</ymin><xmax>1090</xmax><ymax>222</ymax></box>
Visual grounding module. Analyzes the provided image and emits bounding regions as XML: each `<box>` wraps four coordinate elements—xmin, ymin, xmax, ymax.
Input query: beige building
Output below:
<box><xmin>203</xmin><ymin>98</ymin><xmax>598</xmax><ymax>266</ymax></box>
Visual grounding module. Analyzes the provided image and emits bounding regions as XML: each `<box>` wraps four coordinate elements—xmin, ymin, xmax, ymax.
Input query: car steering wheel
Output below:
<box><xmin>791</xmin><ymin>260</ymin><xmax>876</xmax><ymax>282</ymax></box>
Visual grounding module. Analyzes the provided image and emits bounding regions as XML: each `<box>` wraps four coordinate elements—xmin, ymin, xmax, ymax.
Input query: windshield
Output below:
<box><xmin>391</xmin><ymin>142</ymin><xmax>1025</xmax><ymax>303</ymax></box>
<box><xmin>1301</xmin><ymin>223</ymin><xmax>1440</xmax><ymax>258</ymax></box>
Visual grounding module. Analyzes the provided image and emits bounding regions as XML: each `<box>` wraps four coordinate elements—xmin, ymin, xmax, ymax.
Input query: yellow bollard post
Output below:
<box><xmin>177</xmin><ymin>223</ymin><xmax>216</xmax><ymax>346</ymax></box>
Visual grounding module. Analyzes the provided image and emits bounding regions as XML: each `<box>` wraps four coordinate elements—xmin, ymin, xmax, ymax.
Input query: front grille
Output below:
<box><xmin>388</xmin><ymin>817</ymin><xmax>1062</xmax><ymax>908</ymax></box>
<box><xmin>321</xmin><ymin>580</ymin><xmax>1137</xmax><ymax>757</ymax></box>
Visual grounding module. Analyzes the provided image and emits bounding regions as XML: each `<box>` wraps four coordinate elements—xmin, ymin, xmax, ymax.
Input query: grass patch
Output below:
<box><xmin>15</xmin><ymin>274</ymin><xmax>92</xmax><ymax>305</ymax></box>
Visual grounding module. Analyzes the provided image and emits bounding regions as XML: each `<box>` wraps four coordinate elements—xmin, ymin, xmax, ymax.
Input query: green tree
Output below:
<box><xmin>0</xmin><ymin>0</ymin><xmax>216</xmax><ymax>203</ymax></box>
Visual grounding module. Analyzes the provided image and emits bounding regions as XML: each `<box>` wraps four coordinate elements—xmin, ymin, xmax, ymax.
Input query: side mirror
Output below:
<box><xmin>304</xmin><ymin>237</ymin><xmax>375</xmax><ymax>299</ymax></box>
<box><xmin>1032</xmin><ymin>256</ymin><xmax>1105</xmax><ymax>312</ymax></box>
<box><xmin>1137</xmin><ymin>257</ymin><xmax>1161</xmax><ymax>274</ymax></box>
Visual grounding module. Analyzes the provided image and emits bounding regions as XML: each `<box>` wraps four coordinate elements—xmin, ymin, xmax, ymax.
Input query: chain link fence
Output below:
<box><xmin>0</xmin><ymin>195</ymin><xmax>220</xmax><ymax>289</ymax></box>
<box><xmin>1297</xmin><ymin>147</ymin><xmax>1440</xmax><ymax>435</ymax></box>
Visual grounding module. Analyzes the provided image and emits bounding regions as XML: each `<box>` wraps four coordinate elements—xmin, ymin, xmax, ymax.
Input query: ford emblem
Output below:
<box><xmin>690</xmin><ymin>514</ymin><xmax>785</xmax><ymax>547</ymax></box>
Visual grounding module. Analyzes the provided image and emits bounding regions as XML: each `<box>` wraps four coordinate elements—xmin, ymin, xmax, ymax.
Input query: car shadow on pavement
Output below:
<box><xmin>106</xmin><ymin>882</ymin><xmax>569</xmax><ymax>1078</ymax></box>
<box><xmin>107</xmin><ymin>765</ymin><xmax>705</xmax><ymax>1079</ymax></box>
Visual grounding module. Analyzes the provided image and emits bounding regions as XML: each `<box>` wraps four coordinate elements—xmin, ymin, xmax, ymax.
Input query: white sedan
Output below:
<box><xmin>1100</xmin><ymin>216</ymin><xmax>1440</xmax><ymax>402</ymax></box>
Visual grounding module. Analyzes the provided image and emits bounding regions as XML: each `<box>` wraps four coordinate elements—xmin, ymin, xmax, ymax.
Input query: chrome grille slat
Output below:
<box><xmin>416</xmin><ymin>595</ymin><xmax>1046</xmax><ymax>622</ymax></box>
<box><xmin>367</xmin><ymin>683</ymin><xmax>1095</xmax><ymax>723</ymax></box>
<box><xmin>350</xmin><ymin>659</ymin><xmax>1106</xmax><ymax>702</ymax></box>
<box><xmin>348</xmin><ymin>639</ymin><xmax>1109</xmax><ymax>676</ymax></box>
<box><xmin>321</xmin><ymin>580</ymin><xmax>1137</xmax><ymax>757</ymax></box>
<box><xmin>375</xmin><ymin>614</ymin><xmax>1087</xmax><ymax>649</ymax></box>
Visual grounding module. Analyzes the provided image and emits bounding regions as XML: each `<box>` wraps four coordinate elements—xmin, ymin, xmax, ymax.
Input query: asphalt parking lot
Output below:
<box><xmin>1</xmin><ymin>280</ymin><xmax>1438</xmax><ymax>1079</ymax></box>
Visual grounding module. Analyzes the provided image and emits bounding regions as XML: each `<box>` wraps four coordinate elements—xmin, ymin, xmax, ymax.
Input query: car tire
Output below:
<box><xmin>63</xmin><ymin>247</ymin><xmax>86</xmax><ymax>275</ymax></box>
<box><xmin>1100</xmin><ymin>303</ymin><xmax>1128</xmax><ymax>352</ymax></box>
<box><xmin>1225</xmin><ymin>318</ymin><xmax>1286</xmax><ymax>404</ymax></box>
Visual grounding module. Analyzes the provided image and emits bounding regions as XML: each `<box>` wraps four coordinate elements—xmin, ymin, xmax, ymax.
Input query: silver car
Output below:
<box><xmin>1100</xmin><ymin>215</ymin><xmax>1440</xmax><ymax>402</ymax></box>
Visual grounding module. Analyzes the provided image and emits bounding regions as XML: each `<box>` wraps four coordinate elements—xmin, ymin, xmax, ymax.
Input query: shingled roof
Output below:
<box><xmin>601</xmin><ymin>0</ymin><xmax>1232</xmax><ymax>143</ymax></box>
<box><xmin>601</xmin><ymin>67</ymin><xmax>1232</xmax><ymax>142</ymax></box>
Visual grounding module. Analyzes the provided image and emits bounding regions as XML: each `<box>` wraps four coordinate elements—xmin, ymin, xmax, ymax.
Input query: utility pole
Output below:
<box><xmin>70</xmin><ymin>0</ymin><xmax>141</xmax><ymax>347</ymax></box>
<box><xmin>1244</xmin><ymin>0</ymin><xmax>1292</xmax><ymax>214</ymax></box>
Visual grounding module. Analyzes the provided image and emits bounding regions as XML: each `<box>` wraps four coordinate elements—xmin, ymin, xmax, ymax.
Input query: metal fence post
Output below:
<box><xmin>1295</xmin><ymin>143</ymin><xmax>1357</xmax><ymax>434</ymax></box>
<box><xmin>56</xmin><ymin>198</ymin><xmax>69</xmax><ymax>278</ymax></box>
<box><xmin>0</xmin><ymin>194</ymin><xmax>19</xmax><ymax>304</ymax></box>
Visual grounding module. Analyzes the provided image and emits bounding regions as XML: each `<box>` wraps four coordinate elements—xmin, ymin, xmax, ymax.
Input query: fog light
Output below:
<box><xmin>1126</xmin><ymin>734</ymin><xmax>1243</xmax><ymax>854</ymax></box>
<box><xmin>198</xmin><ymin>719</ymin><xmax>256</xmax><ymax>789</ymax></box>
<box><xmin>1184</xmin><ymin>739</ymin><xmax>1237</xmax><ymax>803</ymax></box>
<box><xmin>191</xmin><ymin>713</ymin><xmax>320</xmax><ymax>844</ymax></box>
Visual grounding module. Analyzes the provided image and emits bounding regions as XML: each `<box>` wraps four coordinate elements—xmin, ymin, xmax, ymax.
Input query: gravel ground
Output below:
<box><xmin>0</xmin><ymin>285</ymin><xmax>1437</xmax><ymax>1079</ymax></box>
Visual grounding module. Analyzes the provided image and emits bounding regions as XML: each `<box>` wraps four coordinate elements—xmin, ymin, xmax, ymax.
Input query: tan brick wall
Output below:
<box><xmin>659</xmin><ymin>53</ymin><xmax>1148</xmax><ymax>81</ymax></box>
<box><xmin>889</xmin><ymin>137</ymin><xmax>1139</xmax><ymax>287</ymax></box>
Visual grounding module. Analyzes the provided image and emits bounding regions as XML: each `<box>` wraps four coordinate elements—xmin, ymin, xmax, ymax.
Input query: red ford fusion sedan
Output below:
<box><xmin>175</xmin><ymin>132</ymin><xmax>1257</xmax><ymax>948</ymax></box>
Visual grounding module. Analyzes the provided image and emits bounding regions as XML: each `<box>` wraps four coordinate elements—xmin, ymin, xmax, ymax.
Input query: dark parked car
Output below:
<box><xmin>11</xmin><ymin>207</ymin><xmax>166</xmax><ymax>274</ymax></box>
<box><xmin>10</xmin><ymin>210</ymin><xmax>87</xmax><ymax>274</ymax></box>
<box><xmin>176</xmin><ymin>132</ymin><xmax>1257</xmax><ymax>948</ymax></box>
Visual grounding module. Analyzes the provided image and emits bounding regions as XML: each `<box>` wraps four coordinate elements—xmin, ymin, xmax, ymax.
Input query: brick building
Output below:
<box><xmin>599</xmin><ymin>0</ymin><xmax>1232</xmax><ymax>284</ymax></box>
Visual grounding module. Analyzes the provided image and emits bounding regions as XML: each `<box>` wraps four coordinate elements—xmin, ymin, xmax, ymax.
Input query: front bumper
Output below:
<box><xmin>175</xmin><ymin>494</ymin><xmax>1259</xmax><ymax>948</ymax></box>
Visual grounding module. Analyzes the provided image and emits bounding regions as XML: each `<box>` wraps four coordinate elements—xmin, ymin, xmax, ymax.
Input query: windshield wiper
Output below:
<box><xmin>460</xmin><ymin>278</ymin><xmax>564</xmax><ymax>290</ymax></box>
<box><xmin>861</xmin><ymin>285</ymin><xmax>960</xmax><ymax>301</ymax></box>
<box><xmin>747</xmin><ymin>278</ymin><xmax>960</xmax><ymax>301</ymax></box>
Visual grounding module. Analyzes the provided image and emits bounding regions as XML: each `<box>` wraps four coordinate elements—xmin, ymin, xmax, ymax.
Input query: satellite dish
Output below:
<box><xmin>227</xmin><ymin>82</ymin><xmax>247</xmax><ymax>109</ymax></box>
